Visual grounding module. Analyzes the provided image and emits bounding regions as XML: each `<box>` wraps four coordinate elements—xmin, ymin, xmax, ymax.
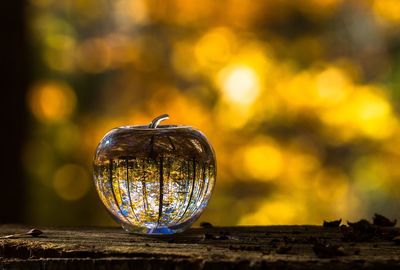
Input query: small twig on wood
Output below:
<box><xmin>0</xmin><ymin>228</ymin><xmax>43</xmax><ymax>239</ymax></box>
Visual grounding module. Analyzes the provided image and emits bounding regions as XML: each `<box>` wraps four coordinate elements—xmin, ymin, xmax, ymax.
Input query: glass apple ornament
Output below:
<box><xmin>93</xmin><ymin>114</ymin><xmax>216</xmax><ymax>234</ymax></box>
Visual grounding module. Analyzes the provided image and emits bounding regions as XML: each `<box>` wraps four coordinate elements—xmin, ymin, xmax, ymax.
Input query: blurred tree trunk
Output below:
<box><xmin>0</xmin><ymin>0</ymin><xmax>28</xmax><ymax>223</ymax></box>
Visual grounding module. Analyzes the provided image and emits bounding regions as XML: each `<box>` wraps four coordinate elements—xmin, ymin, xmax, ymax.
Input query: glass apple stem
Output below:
<box><xmin>149</xmin><ymin>114</ymin><xmax>170</xmax><ymax>128</ymax></box>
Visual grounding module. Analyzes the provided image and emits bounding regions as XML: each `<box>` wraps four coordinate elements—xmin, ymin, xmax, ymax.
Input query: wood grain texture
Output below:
<box><xmin>0</xmin><ymin>224</ymin><xmax>399</xmax><ymax>269</ymax></box>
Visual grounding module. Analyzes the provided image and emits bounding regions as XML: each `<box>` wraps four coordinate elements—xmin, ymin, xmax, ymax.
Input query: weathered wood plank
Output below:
<box><xmin>0</xmin><ymin>224</ymin><xmax>399</xmax><ymax>269</ymax></box>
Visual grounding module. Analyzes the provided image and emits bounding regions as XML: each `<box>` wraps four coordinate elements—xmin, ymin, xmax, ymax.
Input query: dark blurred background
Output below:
<box><xmin>2</xmin><ymin>0</ymin><xmax>400</xmax><ymax>226</ymax></box>
<box><xmin>0</xmin><ymin>0</ymin><xmax>29</xmax><ymax>223</ymax></box>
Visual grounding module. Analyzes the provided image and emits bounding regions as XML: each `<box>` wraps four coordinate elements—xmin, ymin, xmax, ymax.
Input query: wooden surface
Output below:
<box><xmin>0</xmin><ymin>224</ymin><xmax>400</xmax><ymax>269</ymax></box>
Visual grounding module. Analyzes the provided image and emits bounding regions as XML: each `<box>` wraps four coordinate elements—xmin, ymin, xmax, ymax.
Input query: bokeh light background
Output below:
<box><xmin>25</xmin><ymin>0</ymin><xmax>400</xmax><ymax>226</ymax></box>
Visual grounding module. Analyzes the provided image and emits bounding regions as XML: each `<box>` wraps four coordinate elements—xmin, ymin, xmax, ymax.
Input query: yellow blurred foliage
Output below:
<box><xmin>373</xmin><ymin>0</ymin><xmax>400</xmax><ymax>23</ymax></box>
<box><xmin>76</xmin><ymin>38</ymin><xmax>112</xmax><ymax>73</ymax></box>
<box><xmin>53</xmin><ymin>164</ymin><xmax>91</xmax><ymax>201</ymax></box>
<box><xmin>195</xmin><ymin>28</ymin><xmax>236</xmax><ymax>69</ymax></box>
<box><xmin>218</xmin><ymin>65</ymin><xmax>261</xmax><ymax>106</ymax></box>
<box><xmin>321</xmin><ymin>86</ymin><xmax>397</xmax><ymax>140</ymax></box>
<box><xmin>26</xmin><ymin>0</ymin><xmax>400</xmax><ymax>226</ymax></box>
<box><xmin>27</xmin><ymin>81</ymin><xmax>76</xmax><ymax>123</ymax></box>
<box><xmin>239</xmin><ymin>198</ymin><xmax>308</xmax><ymax>225</ymax></box>
<box><xmin>242</xmin><ymin>139</ymin><xmax>283</xmax><ymax>181</ymax></box>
